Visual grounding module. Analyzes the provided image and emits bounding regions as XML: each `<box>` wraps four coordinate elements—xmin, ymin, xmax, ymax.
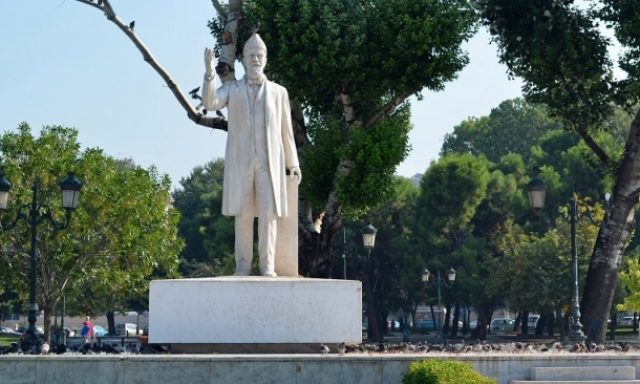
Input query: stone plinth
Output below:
<box><xmin>149</xmin><ymin>277</ymin><xmax>362</xmax><ymax>347</ymax></box>
<box><xmin>274</xmin><ymin>177</ymin><xmax>298</xmax><ymax>276</ymax></box>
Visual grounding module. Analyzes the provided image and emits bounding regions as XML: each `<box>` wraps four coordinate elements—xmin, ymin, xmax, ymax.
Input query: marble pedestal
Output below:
<box><xmin>149</xmin><ymin>277</ymin><xmax>362</xmax><ymax>352</ymax></box>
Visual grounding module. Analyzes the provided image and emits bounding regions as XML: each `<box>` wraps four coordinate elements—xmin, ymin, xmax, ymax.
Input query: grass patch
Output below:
<box><xmin>0</xmin><ymin>335</ymin><xmax>20</xmax><ymax>347</ymax></box>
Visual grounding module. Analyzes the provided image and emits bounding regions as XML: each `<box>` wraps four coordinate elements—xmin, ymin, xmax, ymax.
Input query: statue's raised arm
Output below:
<box><xmin>202</xmin><ymin>47</ymin><xmax>219</xmax><ymax>111</ymax></box>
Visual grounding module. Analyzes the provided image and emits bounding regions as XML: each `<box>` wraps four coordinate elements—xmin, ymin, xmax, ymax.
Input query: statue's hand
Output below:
<box><xmin>289</xmin><ymin>166</ymin><xmax>302</xmax><ymax>185</ymax></box>
<box><xmin>204</xmin><ymin>47</ymin><xmax>215</xmax><ymax>78</ymax></box>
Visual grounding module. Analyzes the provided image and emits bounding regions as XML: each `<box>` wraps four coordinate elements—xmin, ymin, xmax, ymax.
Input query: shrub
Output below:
<box><xmin>403</xmin><ymin>359</ymin><xmax>497</xmax><ymax>384</ymax></box>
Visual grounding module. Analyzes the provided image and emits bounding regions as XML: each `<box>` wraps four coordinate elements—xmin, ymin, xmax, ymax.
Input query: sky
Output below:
<box><xmin>0</xmin><ymin>1</ymin><xmax>523</xmax><ymax>190</ymax></box>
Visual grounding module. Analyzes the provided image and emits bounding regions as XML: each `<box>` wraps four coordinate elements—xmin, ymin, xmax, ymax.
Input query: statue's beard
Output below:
<box><xmin>245</xmin><ymin>65</ymin><xmax>264</xmax><ymax>79</ymax></box>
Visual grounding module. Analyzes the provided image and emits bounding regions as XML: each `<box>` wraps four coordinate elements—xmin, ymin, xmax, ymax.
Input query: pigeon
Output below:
<box><xmin>320</xmin><ymin>343</ymin><xmax>330</xmax><ymax>355</ymax></box>
<box><xmin>55</xmin><ymin>344</ymin><xmax>67</xmax><ymax>355</ymax></box>
<box><xmin>41</xmin><ymin>342</ymin><xmax>50</xmax><ymax>355</ymax></box>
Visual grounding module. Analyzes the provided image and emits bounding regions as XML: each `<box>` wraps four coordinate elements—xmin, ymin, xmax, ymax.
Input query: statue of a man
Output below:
<box><xmin>202</xmin><ymin>33</ymin><xmax>301</xmax><ymax>277</ymax></box>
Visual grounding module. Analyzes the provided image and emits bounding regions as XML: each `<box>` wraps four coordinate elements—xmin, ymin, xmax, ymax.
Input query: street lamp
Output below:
<box><xmin>361</xmin><ymin>223</ymin><xmax>377</xmax><ymax>253</ymax></box>
<box><xmin>0</xmin><ymin>169</ymin><xmax>82</xmax><ymax>353</ymax></box>
<box><xmin>422</xmin><ymin>267</ymin><xmax>455</xmax><ymax>342</ymax></box>
<box><xmin>526</xmin><ymin>172</ymin><xmax>585</xmax><ymax>341</ymax></box>
<box><xmin>361</xmin><ymin>223</ymin><xmax>380</xmax><ymax>341</ymax></box>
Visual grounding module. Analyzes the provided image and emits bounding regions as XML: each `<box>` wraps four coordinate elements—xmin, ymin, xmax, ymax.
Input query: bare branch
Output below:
<box><xmin>211</xmin><ymin>0</ymin><xmax>226</xmax><ymax>18</ymax></box>
<box><xmin>365</xmin><ymin>88</ymin><xmax>418</xmax><ymax>129</ymax></box>
<box><xmin>74</xmin><ymin>0</ymin><xmax>227</xmax><ymax>131</ymax></box>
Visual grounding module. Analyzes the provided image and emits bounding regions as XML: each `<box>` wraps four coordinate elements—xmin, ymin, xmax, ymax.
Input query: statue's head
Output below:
<box><xmin>242</xmin><ymin>33</ymin><xmax>267</xmax><ymax>80</ymax></box>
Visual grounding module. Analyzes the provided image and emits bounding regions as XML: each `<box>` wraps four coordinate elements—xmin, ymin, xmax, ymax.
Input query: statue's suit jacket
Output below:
<box><xmin>203</xmin><ymin>76</ymin><xmax>299</xmax><ymax>218</ymax></box>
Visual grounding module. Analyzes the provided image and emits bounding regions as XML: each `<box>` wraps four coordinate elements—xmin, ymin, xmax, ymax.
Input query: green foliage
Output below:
<box><xmin>172</xmin><ymin>159</ymin><xmax>234</xmax><ymax>276</ymax></box>
<box><xmin>478</xmin><ymin>0</ymin><xmax>615</xmax><ymax>129</ymax></box>
<box><xmin>210</xmin><ymin>0</ymin><xmax>477</xmax><ymax>216</ymax></box>
<box><xmin>335</xmin><ymin>105</ymin><xmax>412</xmax><ymax>215</ymax></box>
<box><xmin>0</xmin><ymin>124</ymin><xmax>182</xmax><ymax>325</ymax></box>
<box><xmin>403</xmin><ymin>359</ymin><xmax>496</xmax><ymax>384</ymax></box>
<box><xmin>617</xmin><ymin>252</ymin><xmax>640</xmax><ymax>313</ymax></box>
<box><xmin>486</xmin><ymin>199</ymin><xmax>602</xmax><ymax>313</ymax></box>
<box><xmin>442</xmin><ymin>98</ymin><xmax>562</xmax><ymax>165</ymax></box>
<box><xmin>414</xmin><ymin>153</ymin><xmax>490</xmax><ymax>250</ymax></box>
<box><xmin>226</xmin><ymin>0</ymin><xmax>476</xmax><ymax>115</ymax></box>
<box><xmin>361</xmin><ymin>176</ymin><xmax>421</xmax><ymax>313</ymax></box>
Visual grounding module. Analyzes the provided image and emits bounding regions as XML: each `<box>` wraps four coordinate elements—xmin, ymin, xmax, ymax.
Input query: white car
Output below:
<box><xmin>490</xmin><ymin>318</ymin><xmax>515</xmax><ymax>333</ymax></box>
<box><xmin>618</xmin><ymin>316</ymin><xmax>635</xmax><ymax>327</ymax></box>
<box><xmin>115</xmin><ymin>323</ymin><xmax>143</xmax><ymax>336</ymax></box>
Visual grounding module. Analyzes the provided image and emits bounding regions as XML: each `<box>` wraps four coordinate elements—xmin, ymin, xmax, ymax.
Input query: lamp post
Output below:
<box><xmin>421</xmin><ymin>267</ymin><xmax>456</xmax><ymax>343</ymax></box>
<box><xmin>0</xmin><ymin>169</ymin><xmax>82</xmax><ymax>353</ymax></box>
<box><xmin>526</xmin><ymin>171</ymin><xmax>585</xmax><ymax>341</ymax></box>
<box><xmin>361</xmin><ymin>223</ymin><xmax>379</xmax><ymax>341</ymax></box>
<box><xmin>342</xmin><ymin>227</ymin><xmax>347</xmax><ymax>279</ymax></box>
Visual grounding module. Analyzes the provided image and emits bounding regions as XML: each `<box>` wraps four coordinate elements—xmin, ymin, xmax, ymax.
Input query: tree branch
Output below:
<box><xmin>574</xmin><ymin>125</ymin><xmax>615</xmax><ymax>169</ymax></box>
<box><xmin>211</xmin><ymin>0</ymin><xmax>226</xmax><ymax>18</ymax></box>
<box><xmin>365</xmin><ymin>88</ymin><xmax>417</xmax><ymax>129</ymax></box>
<box><xmin>74</xmin><ymin>0</ymin><xmax>227</xmax><ymax>131</ymax></box>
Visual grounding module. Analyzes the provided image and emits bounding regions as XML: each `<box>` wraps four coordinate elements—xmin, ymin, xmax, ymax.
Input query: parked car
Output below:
<box><xmin>618</xmin><ymin>316</ymin><xmax>635</xmax><ymax>327</ymax></box>
<box><xmin>490</xmin><ymin>318</ymin><xmax>515</xmax><ymax>333</ymax></box>
<box><xmin>115</xmin><ymin>322</ymin><xmax>142</xmax><ymax>336</ymax></box>
<box><xmin>414</xmin><ymin>319</ymin><xmax>441</xmax><ymax>331</ymax></box>
<box><xmin>527</xmin><ymin>315</ymin><xmax>540</xmax><ymax>328</ymax></box>
<box><xmin>93</xmin><ymin>325</ymin><xmax>109</xmax><ymax>337</ymax></box>
<box><xmin>0</xmin><ymin>326</ymin><xmax>20</xmax><ymax>335</ymax></box>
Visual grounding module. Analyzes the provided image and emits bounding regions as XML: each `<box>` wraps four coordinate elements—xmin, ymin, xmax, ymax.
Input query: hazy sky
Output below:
<box><xmin>0</xmin><ymin>1</ymin><xmax>523</xmax><ymax>189</ymax></box>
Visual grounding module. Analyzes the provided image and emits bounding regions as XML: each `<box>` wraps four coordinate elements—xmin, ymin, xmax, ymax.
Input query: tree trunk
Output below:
<box><xmin>107</xmin><ymin>311</ymin><xmax>116</xmax><ymax>335</ymax></box>
<box><xmin>364</xmin><ymin>276</ymin><xmax>381</xmax><ymax>342</ymax></box>
<box><xmin>546</xmin><ymin>311</ymin><xmax>555</xmax><ymax>336</ymax></box>
<box><xmin>472</xmin><ymin>303</ymin><xmax>490</xmax><ymax>340</ymax></box>
<box><xmin>581</xmin><ymin>110</ymin><xmax>640</xmax><ymax>344</ymax></box>
<box><xmin>299</xmin><ymin>206</ymin><xmax>340</xmax><ymax>278</ymax></box>
<box><xmin>521</xmin><ymin>310</ymin><xmax>530</xmax><ymax>335</ymax></box>
<box><xmin>43</xmin><ymin>307</ymin><xmax>52</xmax><ymax>343</ymax></box>
<box><xmin>451</xmin><ymin>303</ymin><xmax>460</xmax><ymax>337</ymax></box>
<box><xmin>514</xmin><ymin>311</ymin><xmax>522</xmax><ymax>334</ymax></box>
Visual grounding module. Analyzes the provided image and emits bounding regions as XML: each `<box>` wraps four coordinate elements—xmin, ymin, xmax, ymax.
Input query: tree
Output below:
<box><xmin>477</xmin><ymin>0</ymin><xmax>640</xmax><ymax>342</ymax></box>
<box><xmin>352</xmin><ymin>176</ymin><xmax>420</xmax><ymax>342</ymax></box>
<box><xmin>74</xmin><ymin>0</ymin><xmax>477</xmax><ymax>277</ymax></box>
<box><xmin>414</xmin><ymin>154</ymin><xmax>491</xmax><ymax>336</ymax></box>
<box><xmin>0</xmin><ymin>124</ymin><xmax>181</xmax><ymax>340</ymax></box>
<box><xmin>172</xmin><ymin>159</ymin><xmax>235</xmax><ymax>277</ymax></box>
<box><xmin>617</xmin><ymin>250</ymin><xmax>640</xmax><ymax>315</ymax></box>
<box><xmin>441</xmin><ymin>98</ymin><xmax>561</xmax><ymax>165</ymax></box>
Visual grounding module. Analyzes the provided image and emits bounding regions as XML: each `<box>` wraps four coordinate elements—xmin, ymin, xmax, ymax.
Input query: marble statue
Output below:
<box><xmin>202</xmin><ymin>33</ymin><xmax>301</xmax><ymax>277</ymax></box>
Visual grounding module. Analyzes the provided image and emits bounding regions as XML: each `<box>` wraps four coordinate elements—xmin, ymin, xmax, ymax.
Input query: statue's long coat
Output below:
<box><xmin>203</xmin><ymin>76</ymin><xmax>299</xmax><ymax>217</ymax></box>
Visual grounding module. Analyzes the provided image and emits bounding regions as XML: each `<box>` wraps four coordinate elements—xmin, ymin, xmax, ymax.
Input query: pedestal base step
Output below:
<box><xmin>149</xmin><ymin>277</ymin><xmax>362</xmax><ymax>346</ymax></box>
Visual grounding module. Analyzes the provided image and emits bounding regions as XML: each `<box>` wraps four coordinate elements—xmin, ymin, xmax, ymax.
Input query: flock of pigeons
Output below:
<box><xmin>0</xmin><ymin>341</ymin><xmax>168</xmax><ymax>356</ymax></box>
<box><xmin>1</xmin><ymin>340</ymin><xmax>638</xmax><ymax>356</ymax></box>
<box><xmin>320</xmin><ymin>340</ymin><xmax>640</xmax><ymax>355</ymax></box>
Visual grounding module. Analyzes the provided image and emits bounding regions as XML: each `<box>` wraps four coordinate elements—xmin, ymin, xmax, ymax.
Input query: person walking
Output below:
<box><xmin>81</xmin><ymin>316</ymin><xmax>95</xmax><ymax>344</ymax></box>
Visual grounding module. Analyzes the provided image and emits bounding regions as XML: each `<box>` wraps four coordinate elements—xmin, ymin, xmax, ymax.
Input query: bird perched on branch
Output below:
<box><xmin>129</xmin><ymin>21</ymin><xmax>135</xmax><ymax>30</ymax></box>
<box><xmin>189</xmin><ymin>86</ymin><xmax>202</xmax><ymax>100</ymax></box>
